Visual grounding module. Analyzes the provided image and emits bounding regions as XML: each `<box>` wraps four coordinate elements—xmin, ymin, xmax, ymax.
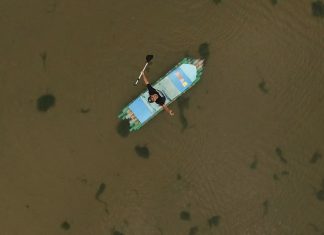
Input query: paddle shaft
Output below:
<box><xmin>134</xmin><ymin>62</ymin><xmax>148</xmax><ymax>85</ymax></box>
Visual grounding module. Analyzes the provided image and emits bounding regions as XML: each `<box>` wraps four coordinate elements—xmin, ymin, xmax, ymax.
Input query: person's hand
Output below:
<box><xmin>169</xmin><ymin>110</ymin><xmax>174</xmax><ymax>116</ymax></box>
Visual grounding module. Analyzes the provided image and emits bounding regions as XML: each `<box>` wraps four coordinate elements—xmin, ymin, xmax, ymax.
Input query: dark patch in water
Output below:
<box><xmin>80</xmin><ymin>108</ymin><xmax>90</xmax><ymax>113</ymax></box>
<box><xmin>180</xmin><ymin>211</ymin><xmax>191</xmax><ymax>221</ymax></box>
<box><xmin>47</xmin><ymin>0</ymin><xmax>57</xmax><ymax>13</ymax></box>
<box><xmin>271</xmin><ymin>0</ymin><xmax>278</xmax><ymax>5</ymax></box>
<box><xmin>208</xmin><ymin>215</ymin><xmax>220</xmax><ymax>227</ymax></box>
<box><xmin>25</xmin><ymin>204</ymin><xmax>30</xmax><ymax>208</ymax></box>
<box><xmin>189</xmin><ymin>226</ymin><xmax>199</xmax><ymax>235</ymax></box>
<box><xmin>95</xmin><ymin>183</ymin><xmax>109</xmax><ymax>214</ymax></box>
<box><xmin>61</xmin><ymin>221</ymin><xmax>70</xmax><ymax>230</ymax></box>
<box><xmin>177</xmin><ymin>96</ymin><xmax>190</xmax><ymax>131</ymax></box>
<box><xmin>40</xmin><ymin>51</ymin><xmax>47</xmax><ymax>70</ymax></box>
<box><xmin>37</xmin><ymin>94</ymin><xmax>55</xmax><ymax>112</ymax></box>
<box><xmin>112</xmin><ymin>230</ymin><xmax>124</xmax><ymax>235</ymax></box>
<box><xmin>258</xmin><ymin>81</ymin><xmax>269</xmax><ymax>94</ymax></box>
<box><xmin>177</xmin><ymin>174</ymin><xmax>182</xmax><ymax>180</ymax></box>
<box><xmin>273</xmin><ymin>174</ymin><xmax>280</xmax><ymax>181</ymax></box>
<box><xmin>134</xmin><ymin>145</ymin><xmax>150</xmax><ymax>159</ymax></box>
<box><xmin>280</xmin><ymin>170</ymin><xmax>289</xmax><ymax>176</ymax></box>
<box><xmin>316</xmin><ymin>190</ymin><xmax>324</xmax><ymax>201</ymax></box>
<box><xmin>95</xmin><ymin>183</ymin><xmax>106</xmax><ymax>199</ymax></box>
<box><xmin>80</xmin><ymin>178</ymin><xmax>88</xmax><ymax>184</ymax></box>
<box><xmin>312</xmin><ymin>0</ymin><xmax>324</xmax><ymax>17</ymax></box>
<box><xmin>310</xmin><ymin>151</ymin><xmax>322</xmax><ymax>164</ymax></box>
<box><xmin>308</xmin><ymin>223</ymin><xmax>324</xmax><ymax>234</ymax></box>
<box><xmin>262</xmin><ymin>200</ymin><xmax>269</xmax><ymax>216</ymax></box>
<box><xmin>275</xmin><ymin>147</ymin><xmax>287</xmax><ymax>164</ymax></box>
<box><xmin>198</xmin><ymin>43</ymin><xmax>210</xmax><ymax>62</ymax></box>
<box><xmin>117</xmin><ymin>120</ymin><xmax>130</xmax><ymax>138</ymax></box>
<box><xmin>213</xmin><ymin>0</ymin><xmax>222</xmax><ymax>4</ymax></box>
<box><xmin>250</xmin><ymin>158</ymin><xmax>258</xmax><ymax>170</ymax></box>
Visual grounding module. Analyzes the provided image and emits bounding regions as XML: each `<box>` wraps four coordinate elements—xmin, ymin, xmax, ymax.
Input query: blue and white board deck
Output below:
<box><xmin>118</xmin><ymin>57</ymin><xmax>204</xmax><ymax>131</ymax></box>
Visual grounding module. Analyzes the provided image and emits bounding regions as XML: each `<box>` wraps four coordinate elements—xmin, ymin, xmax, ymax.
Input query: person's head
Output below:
<box><xmin>148</xmin><ymin>94</ymin><xmax>158</xmax><ymax>103</ymax></box>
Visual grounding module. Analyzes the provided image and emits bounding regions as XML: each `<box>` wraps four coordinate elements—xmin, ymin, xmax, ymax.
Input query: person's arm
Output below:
<box><xmin>162</xmin><ymin>104</ymin><xmax>174</xmax><ymax>116</ymax></box>
<box><xmin>142</xmin><ymin>71</ymin><xmax>149</xmax><ymax>85</ymax></box>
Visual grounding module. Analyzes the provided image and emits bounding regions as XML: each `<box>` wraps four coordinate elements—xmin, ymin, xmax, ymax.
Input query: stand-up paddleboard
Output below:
<box><xmin>118</xmin><ymin>57</ymin><xmax>204</xmax><ymax>131</ymax></box>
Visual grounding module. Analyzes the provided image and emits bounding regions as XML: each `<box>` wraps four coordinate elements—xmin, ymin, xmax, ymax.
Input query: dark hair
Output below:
<box><xmin>148</xmin><ymin>96</ymin><xmax>154</xmax><ymax>103</ymax></box>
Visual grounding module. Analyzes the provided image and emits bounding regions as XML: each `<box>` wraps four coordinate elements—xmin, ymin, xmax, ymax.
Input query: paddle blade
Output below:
<box><xmin>146</xmin><ymin>55</ymin><xmax>154</xmax><ymax>63</ymax></box>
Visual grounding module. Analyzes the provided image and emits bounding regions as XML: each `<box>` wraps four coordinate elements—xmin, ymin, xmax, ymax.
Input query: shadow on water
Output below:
<box><xmin>310</xmin><ymin>151</ymin><xmax>322</xmax><ymax>164</ymax></box>
<box><xmin>189</xmin><ymin>226</ymin><xmax>199</xmax><ymax>235</ymax></box>
<box><xmin>134</xmin><ymin>145</ymin><xmax>150</xmax><ymax>159</ymax></box>
<box><xmin>198</xmin><ymin>43</ymin><xmax>210</xmax><ymax>62</ymax></box>
<box><xmin>312</xmin><ymin>0</ymin><xmax>324</xmax><ymax>17</ymax></box>
<box><xmin>61</xmin><ymin>221</ymin><xmax>70</xmax><ymax>230</ymax></box>
<box><xmin>177</xmin><ymin>96</ymin><xmax>190</xmax><ymax>131</ymax></box>
<box><xmin>117</xmin><ymin>120</ymin><xmax>130</xmax><ymax>138</ymax></box>
<box><xmin>37</xmin><ymin>94</ymin><xmax>55</xmax><ymax>112</ymax></box>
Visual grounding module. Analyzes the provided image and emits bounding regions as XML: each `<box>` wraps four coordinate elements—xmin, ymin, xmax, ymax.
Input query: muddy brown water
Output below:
<box><xmin>1</xmin><ymin>0</ymin><xmax>324</xmax><ymax>234</ymax></box>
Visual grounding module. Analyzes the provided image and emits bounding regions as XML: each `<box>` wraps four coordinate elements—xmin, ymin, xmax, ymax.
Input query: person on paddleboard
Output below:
<box><xmin>142</xmin><ymin>71</ymin><xmax>174</xmax><ymax>116</ymax></box>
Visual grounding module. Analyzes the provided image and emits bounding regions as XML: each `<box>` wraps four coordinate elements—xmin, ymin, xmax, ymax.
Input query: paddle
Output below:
<box><xmin>134</xmin><ymin>55</ymin><xmax>154</xmax><ymax>86</ymax></box>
